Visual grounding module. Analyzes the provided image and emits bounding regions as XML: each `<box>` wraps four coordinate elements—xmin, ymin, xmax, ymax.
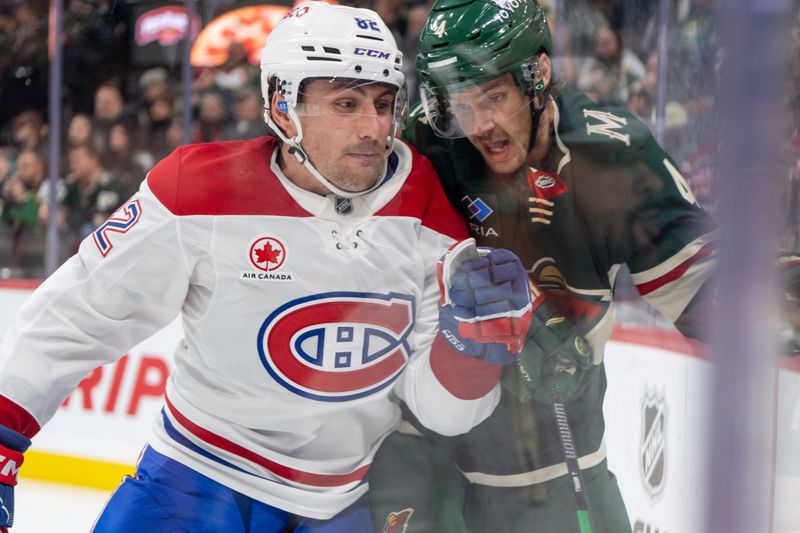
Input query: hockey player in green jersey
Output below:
<box><xmin>368</xmin><ymin>1</ymin><xmax>716</xmax><ymax>532</ymax></box>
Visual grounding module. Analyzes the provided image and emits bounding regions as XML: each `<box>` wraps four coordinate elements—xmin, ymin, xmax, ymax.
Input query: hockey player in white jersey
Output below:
<box><xmin>0</xmin><ymin>3</ymin><xmax>536</xmax><ymax>532</ymax></box>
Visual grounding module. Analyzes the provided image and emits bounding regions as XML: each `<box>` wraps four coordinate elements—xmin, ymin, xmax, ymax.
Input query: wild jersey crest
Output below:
<box><xmin>582</xmin><ymin>109</ymin><xmax>631</xmax><ymax>146</ymax></box>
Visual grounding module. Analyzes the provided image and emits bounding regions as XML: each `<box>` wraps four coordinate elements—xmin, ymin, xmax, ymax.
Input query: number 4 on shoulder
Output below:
<box><xmin>663</xmin><ymin>158</ymin><xmax>699</xmax><ymax>206</ymax></box>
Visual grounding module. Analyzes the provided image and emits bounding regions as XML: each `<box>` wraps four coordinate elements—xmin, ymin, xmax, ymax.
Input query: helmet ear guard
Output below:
<box><xmin>519</xmin><ymin>57</ymin><xmax>546</xmax><ymax>98</ymax></box>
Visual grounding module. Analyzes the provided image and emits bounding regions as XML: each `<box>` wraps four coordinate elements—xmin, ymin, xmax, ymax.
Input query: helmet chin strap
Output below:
<box><xmin>526</xmin><ymin>79</ymin><xmax>552</xmax><ymax>154</ymax></box>
<box><xmin>268</xmin><ymin>107</ymin><xmax>395</xmax><ymax>199</ymax></box>
<box><xmin>520</xmin><ymin>56</ymin><xmax>552</xmax><ymax>154</ymax></box>
<box><xmin>287</xmin><ymin>139</ymin><xmax>390</xmax><ymax>199</ymax></box>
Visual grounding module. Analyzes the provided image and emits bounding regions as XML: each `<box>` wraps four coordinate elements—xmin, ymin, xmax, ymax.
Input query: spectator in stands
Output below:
<box><xmin>213</xmin><ymin>41</ymin><xmax>255</xmax><ymax>92</ymax></box>
<box><xmin>16</xmin><ymin>149</ymin><xmax>45</xmax><ymax>199</ymax></box>
<box><xmin>104</xmin><ymin>121</ymin><xmax>152</xmax><ymax>200</ymax></box>
<box><xmin>0</xmin><ymin>149</ymin><xmax>13</xmax><ymax>185</ymax></box>
<box><xmin>0</xmin><ymin>175</ymin><xmax>29</xmax><ymax>227</ymax></box>
<box><xmin>66</xmin><ymin>113</ymin><xmax>96</xmax><ymax>150</ymax></box>
<box><xmin>193</xmin><ymin>91</ymin><xmax>230</xmax><ymax>144</ymax></box>
<box><xmin>9</xmin><ymin>110</ymin><xmax>47</xmax><ymax>152</ymax></box>
<box><xmin>140</xmin><ymin>67</ymin><xmax>171</xmax><ymax>103</ymax></box>
<box><xmin>93</xmin><ymin>82</ymin><xmax>130</xmax><ymax>151</ymax></box>
<box><xmin>0</xmin><ymin>148</ymin><xmax>46</xmax><ymax>271</ymax></box>
<box><xmin>562</xmin><ymin>0</ymin><xmax>610</xmax><ymax>62</ymax></box>
<box><xmin>193</xmin><ymin>42</ymin><xmax>257</xmax><ymax>95</ymax></box>
<box><xmin>140</xmin><ymin>94</ymin><xmax>175</xmax><ymax>160</ymax></box>
<box><xmin>135</xmin><ymin>67</ymin><xmax>172</xmax><ymax>126</ymax></box>
<box><xmin>164</xmin><ymin>118</ymin><xmax>186</xmax><ymax>156</ymax></box>
<box><xmin>60</xmin><ymin>144</ymin><xmax>124</xmax><ymax>254</ymax></box>
<box><xmin>0</xmin><ymin>174</ymin><xmax>37</xmax><ymax>236</ymax></box>
<box><xmin>576</xmin><ymin>25</ymin><xmax>645</xmax><ymax>107</ymax></box>
<box><xmin>11</xmin><ymin>148</ymin><xmax>62</xmax><ymax>229</ymax></box>
<box><xmin>222</xmin><ymin>88</ymin><xmax>266</xmax><ymax>141</ymax></box>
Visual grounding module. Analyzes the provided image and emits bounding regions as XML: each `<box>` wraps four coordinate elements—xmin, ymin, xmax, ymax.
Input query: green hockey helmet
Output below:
<box><xmin>417</xmin><ymin>0</ymin><xmax>553</xmax><ymax>138</ymax></box>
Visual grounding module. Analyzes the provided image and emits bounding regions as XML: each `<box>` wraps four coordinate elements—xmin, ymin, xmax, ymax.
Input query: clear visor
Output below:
<box><xmin>420</xmin><ymin>73</ymin><xmax>534</xmax><ymax>139</ymax></box>
<box><xmin>289</xmin><ymin>77</ymin><xmax>408</xmax><ymax>130</ymax></box>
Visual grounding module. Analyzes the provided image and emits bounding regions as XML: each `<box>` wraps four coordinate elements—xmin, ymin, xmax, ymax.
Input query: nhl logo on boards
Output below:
<box><xmin>640</xmin><ymin>387</ymin><xmax>667</xmax><ymax>497</ymax></box>
<box><xmin>335</xmin><ymin>196</ymin><xmax>353</xmax><ymax>215</ymax></box>
<box><xmin>242</xmin><ymin>236</ymin><xmax>294</xmax><ymax>282</ymax></box>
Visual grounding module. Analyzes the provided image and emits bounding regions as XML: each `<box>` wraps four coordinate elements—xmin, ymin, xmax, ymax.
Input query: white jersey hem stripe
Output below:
<box><xmin>164</xmin><ymin>395</ymin><xmax>370</xmax><ymax>488</ymax></box>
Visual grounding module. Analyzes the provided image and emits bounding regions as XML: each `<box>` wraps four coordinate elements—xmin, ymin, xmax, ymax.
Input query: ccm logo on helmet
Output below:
<box><xmin>354</xmin><ymin>47</ymin><xmax>391</xmax><ymax>60</ymax></box>
<box><xmin>258</xmin><ymin>291</ymin><xmax>415</xmax><ymax>402</ymax></box>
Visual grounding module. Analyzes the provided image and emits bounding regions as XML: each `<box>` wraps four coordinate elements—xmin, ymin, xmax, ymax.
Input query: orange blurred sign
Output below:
<box><xmin>190</xmin><ymin>1</ymin><xmax>336</xmax><ymax>68</ymax></box>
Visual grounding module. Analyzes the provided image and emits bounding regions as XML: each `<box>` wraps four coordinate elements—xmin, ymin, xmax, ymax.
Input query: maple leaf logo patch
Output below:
<box><xmin>249</xmin><ymin>236</ymin><xmax>287</xmax><ymax>272</ymax></box>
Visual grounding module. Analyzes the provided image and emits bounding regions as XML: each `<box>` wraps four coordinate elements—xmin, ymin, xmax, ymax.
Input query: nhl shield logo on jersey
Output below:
<box><xmin>258</xmin><ymin>291</ymin><xmax>415</xmax><ymax>401</ymax></box>
<box><xmin>640</xmin><ymin>387</ymin><xmax>667</xmax><ymax>496</ymax></box>
<box><xmin>382</xmin><ymin>508</ymin><xmax>414</xmax><ymax>533</ymax></box>
<box><xmin>334</xmin><ymin>196</ymin><xmax>353</xmax><ymax>215</ymax></box>
<box><xmin>242</xmin><ymin>236</ymin><xmax>294</xmax><ymax>282</ymax></box>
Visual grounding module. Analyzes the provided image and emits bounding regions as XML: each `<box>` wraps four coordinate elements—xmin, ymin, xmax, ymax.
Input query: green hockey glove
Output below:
<box><xmin>502</xmin><ymin>298</ymin><xmax>593</xmax><ymax>403</ymax></box>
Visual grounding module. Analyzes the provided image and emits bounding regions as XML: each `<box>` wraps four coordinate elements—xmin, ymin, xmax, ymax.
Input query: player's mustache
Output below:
<box><xmin>345</xmin><ymin>141</ymin><xmax>383</xmax><ymax>155</ymax></box>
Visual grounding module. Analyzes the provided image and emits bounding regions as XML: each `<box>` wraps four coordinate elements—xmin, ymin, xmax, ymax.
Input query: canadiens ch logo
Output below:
<box><xmin>383</xmin><ymin>508</ymin><xmax>414</xmax><ymax>533</ymax></box>
<box><xmin>243</xmin><ymin>236</ymin><xmax>294</xmax><ymax>282</ymax></box>
<box><xmin>640</xmin><ymin>387</ymin><xmax>667</xmax><ymax>497</ymax></box>
<box><xmin>258</xmin><ymin>291</ymin><xmax>415</xmax><ymax>401</ymax></box>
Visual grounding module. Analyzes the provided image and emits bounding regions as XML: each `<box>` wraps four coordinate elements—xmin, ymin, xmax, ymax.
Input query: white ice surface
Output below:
<box><xmin>12</xmin><ymin>479</ymin><xmax>112</xmax><ymax>532</ymax></box>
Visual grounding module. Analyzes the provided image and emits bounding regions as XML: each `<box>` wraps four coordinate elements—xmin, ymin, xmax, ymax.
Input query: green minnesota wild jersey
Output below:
<box><xmin>400</xmin><ymin>87</ymin><xmax>716</xmax><ymax>487</ymax></box>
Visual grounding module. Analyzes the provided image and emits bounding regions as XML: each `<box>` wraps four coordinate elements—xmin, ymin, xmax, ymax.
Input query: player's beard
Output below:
<box><xmin>320</xmin><ymin>140</ymin><xmax>388</xmax><ymax>193</ymax></box>
<box><xmin>468</xmin><ymin>108</ymin><xmax>533</xmax><ymax>179</ymax></box>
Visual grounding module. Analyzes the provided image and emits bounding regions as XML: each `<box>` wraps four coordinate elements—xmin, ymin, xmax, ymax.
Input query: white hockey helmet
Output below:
<box><xmin>260</xmin><ymin>2</ymin><xmax>407</xmax><ymax>197</ymax></box>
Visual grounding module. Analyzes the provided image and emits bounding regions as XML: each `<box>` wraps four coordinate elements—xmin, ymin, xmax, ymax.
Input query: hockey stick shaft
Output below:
<box><xmin>551</xmin><ymin>399</ymin><xmax>593</xmax><ymax>533</ymax></box>
<box><xmin>515</xmin><ymin>359</ymin><xmax>594</xmax><ymax>533</ymax></box>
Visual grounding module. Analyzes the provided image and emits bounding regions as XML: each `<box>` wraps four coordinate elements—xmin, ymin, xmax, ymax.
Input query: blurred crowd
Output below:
<box><xmin>0</xmin><ymin>0</ymin><xmax>798</xmax><ymax>278</ymax></box>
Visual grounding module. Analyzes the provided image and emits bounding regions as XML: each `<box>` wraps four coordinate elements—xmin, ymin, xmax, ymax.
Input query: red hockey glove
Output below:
<box><xmin>0</xmin><ymin>425</ymin><xmax>31</xmax><ymax>530</ymax></box>
<box><xmin>438</xmin><ymin>239</ymin><xmax>533</xmax><ymax>359</ymax></box>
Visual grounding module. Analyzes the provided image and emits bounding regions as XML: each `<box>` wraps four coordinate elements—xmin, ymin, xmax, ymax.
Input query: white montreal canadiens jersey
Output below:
<box><xmin>0</xmin><ymin>137</ymin><xmax>501</xmax><ymax>518</ymax></box>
